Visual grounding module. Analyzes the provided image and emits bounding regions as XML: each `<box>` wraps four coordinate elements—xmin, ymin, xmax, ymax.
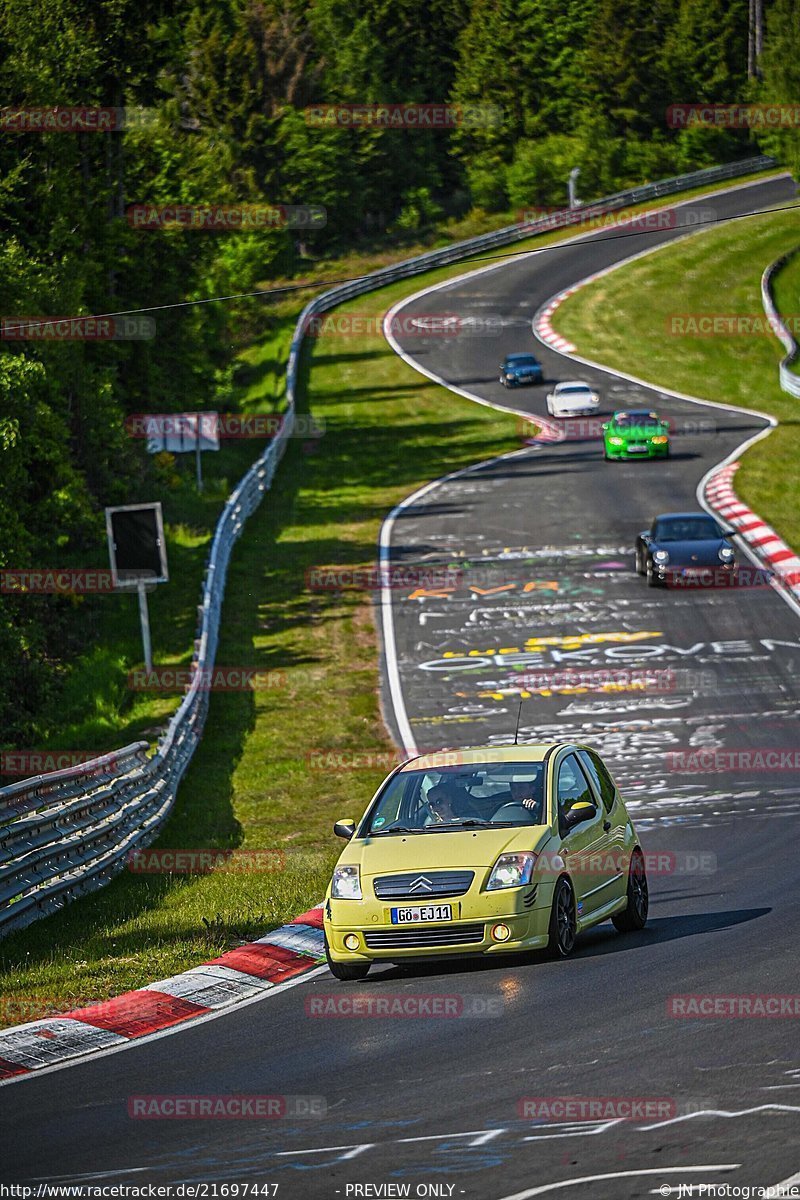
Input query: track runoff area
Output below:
<box><xmin>1</xmin><ymin>175</ymin><xmax>798</xmax><ymax>1200</ymax></box>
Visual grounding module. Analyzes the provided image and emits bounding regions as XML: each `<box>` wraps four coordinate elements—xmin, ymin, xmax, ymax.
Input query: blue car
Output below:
<box><xmin>500</xmin><ymin>353</ymin><xmax>543</xmax><ymax>387</ymax></box>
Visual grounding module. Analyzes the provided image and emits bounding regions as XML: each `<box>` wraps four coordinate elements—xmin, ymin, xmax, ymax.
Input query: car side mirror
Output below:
<box><xmin>721</xmin><ymin>528</ymin><xmax>736</xmax><ymax>538</ymax></box>
<box><xmin>563</xmin><ymin>801</ymin><xmax>597</xmax><ymax>831</ymax></box>
<box><xmin>333</xmin><ymin>819</ymin><xmax>356</xmax><ymax>840</ymax></box>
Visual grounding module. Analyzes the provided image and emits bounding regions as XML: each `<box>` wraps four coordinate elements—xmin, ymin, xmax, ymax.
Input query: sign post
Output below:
<box><xmin>145</xmin><ymin>413</ymin><xmax>220</xmax><ymax>492</ymax></box>
<box><xmin>568</xmin><ymin>167</ymin><xmax>581</xmax><ymax>209</ymax></box>
<box><xmin>137</xmin><ymin>581</ymin><xmax>153</xmax><ymax>674</ymax></box>
<box><xmin>105</xmin><ymin>502</ymin><xmax>169</xmax><ymax>674</ymax></box>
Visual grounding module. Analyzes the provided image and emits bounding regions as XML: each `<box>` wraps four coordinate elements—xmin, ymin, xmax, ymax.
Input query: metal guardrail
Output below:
<box><xmin>0</xmin><ymin>153</ymin><xmax>777</xmax><ymax>937</ymax></box>
<box><xmin>761</xmin><ymin>248</ymin><xmax>800</xmax><ymax>397</ymax></box>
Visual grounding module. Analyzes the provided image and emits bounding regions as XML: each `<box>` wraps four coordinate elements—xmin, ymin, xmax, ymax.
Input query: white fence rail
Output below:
<box><xmin>761</xmin><ymin>248</ymin><xmax>800</xmax><ymax>397</ymax></box>
<box><xmin>0</xmin><ymin>154</ymin><xmax>776</xmax><ymax>936</ymax></box>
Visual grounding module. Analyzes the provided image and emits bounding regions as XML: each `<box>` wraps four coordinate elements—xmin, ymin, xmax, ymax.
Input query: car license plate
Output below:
<box><xmin>628</xmin><ymin>444</ymin><xmax>647</xmax><ymax>452</ymax></box>
<box><xmin>391</xmin><ymin>904</ymin><xmax>452</xmax><ymax>924</ymax></box>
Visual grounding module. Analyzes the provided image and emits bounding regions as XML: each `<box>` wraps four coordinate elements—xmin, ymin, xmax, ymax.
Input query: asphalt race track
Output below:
<box><xmin>1</xmin><ymin>175</ymin><xmax>798</xmax><ymax>1200</ymax></box>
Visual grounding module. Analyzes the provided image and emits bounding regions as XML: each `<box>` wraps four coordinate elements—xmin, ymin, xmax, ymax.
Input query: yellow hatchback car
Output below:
<box><xmin>324</xmin><ymin>744</ymin><xmax>648</xmax><ymax>979</ymax></box>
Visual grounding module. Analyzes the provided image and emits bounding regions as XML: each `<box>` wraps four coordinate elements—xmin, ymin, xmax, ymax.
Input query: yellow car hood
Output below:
<box><xmin>340</xmin><ymin>825</ymin><xmax>551</xmax><ymax>875</ymax></box>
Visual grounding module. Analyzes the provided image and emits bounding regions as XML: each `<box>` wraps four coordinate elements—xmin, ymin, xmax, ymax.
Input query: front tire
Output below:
<box><xmin>325</xmin><ymin>938</ymin><xmax>370</xmax><ymax>981</ymax></box>
<box><xmin>546</xmin><ymin>877</ymin><xmax>577</xmax><ymax>958</ymax></box>
<box><xmin>646</xmin><ymin>559</ymin><xmax>660</xmax><ymax>587</ymax></box>
<box><xmin>612</xmin><ymin>848</ymin><xmax>649</xmax><ymax>932</ymax></box>
<box><xmin>635</xmin><ymin>547</ymin><xmax>645</xmax><ymax>576</ymax></box>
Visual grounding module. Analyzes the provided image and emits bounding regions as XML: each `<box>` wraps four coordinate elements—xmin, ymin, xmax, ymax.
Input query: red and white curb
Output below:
<box><xmin>0</xmin><ymin>905</ymin><xmax>324</xmax><ymax>1083</ymax></box>
<box><xmin>522</xmin><ymin>412</ymin><xmax>565</xmax><ymax>445</ymax></box>
<box><xmin>534</xmin><ymin>286</ymin><xmax>579</xmax><ymax>353</ymax></box>
<box><xmin>704</xmin><ymin>461</ymin><xmax>800</xmax><ymax>597</ymax></box>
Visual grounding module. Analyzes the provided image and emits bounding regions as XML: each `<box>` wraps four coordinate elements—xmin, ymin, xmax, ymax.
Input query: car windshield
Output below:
<box><xmin>507</xmin><ymin>355</ymin><xmax>538</xmax><ymax>366</ymax></box>
<box><xmin>559</xmin><ymin>385</ymin><xmax>591</xmax><ymax>394</ymax></box>
<box><xmin>363</xmin><ymin>763</ymin><xmax>546</xmax><ymax>834</ymax></box>
<box><xmin>616</xmin><ymin>411</ymin><xmax>660</xmax><ymax>425</ymax></box>
<box><xmin>653</xmin><ymin>516</ymin><xmax>721</xmax><ymax>541</ymax></box>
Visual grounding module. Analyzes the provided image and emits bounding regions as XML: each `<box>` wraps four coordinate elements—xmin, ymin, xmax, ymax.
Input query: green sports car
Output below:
<box><xmin>602</xmin><ymin>409</ymin><xmax>670</xmax><ymax>460</ymax></box>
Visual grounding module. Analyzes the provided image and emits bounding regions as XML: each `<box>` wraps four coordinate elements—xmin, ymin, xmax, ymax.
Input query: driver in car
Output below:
<box><xmin>490</xmin><ymin>777</ymin><xmax>544</xmax><ymax>822</ymax></box>
<box><xmin>424</xmin><ymin>781</ymin><xmax>479</xmax><ymax>824</ymax></box>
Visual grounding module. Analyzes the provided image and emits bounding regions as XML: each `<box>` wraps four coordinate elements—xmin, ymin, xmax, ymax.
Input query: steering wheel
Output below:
<box><xmin>491</xmin><ymin>802</ymin><xmax>536</xmax><ymax>821</ymax></box>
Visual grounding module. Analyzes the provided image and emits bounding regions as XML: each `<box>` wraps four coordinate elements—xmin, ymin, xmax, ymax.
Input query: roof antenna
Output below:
<box><xmin>513</xmin><ymin>698</ymin><xmax>524</xmax><ymax>745</ymax></box>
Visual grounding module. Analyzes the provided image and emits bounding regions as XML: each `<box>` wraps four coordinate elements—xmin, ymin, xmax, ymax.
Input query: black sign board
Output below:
<box><xmin>105</xmin><ymin>503</ymin><xmax>168</xmax><ymax>587</ymax></box>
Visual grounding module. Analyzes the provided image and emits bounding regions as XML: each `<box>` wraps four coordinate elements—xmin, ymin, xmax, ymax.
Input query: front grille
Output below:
<box><xmin>364</xmin><ymin>924</ymin><xmax>485</xmax><ymax>949</ymax></box>
<box><xmin>373</xmin><ymin>870</ymin><xmax>474</xmax><ymax>900</ymax></box>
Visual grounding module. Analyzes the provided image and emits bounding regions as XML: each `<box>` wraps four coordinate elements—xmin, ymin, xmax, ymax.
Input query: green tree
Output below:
<box><xmin>757</xmin><ymin>0</ymin><xmax>800</xmax><ymax>174</ymax></box>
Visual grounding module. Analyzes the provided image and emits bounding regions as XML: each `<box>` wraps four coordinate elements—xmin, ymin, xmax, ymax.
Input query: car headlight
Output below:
<box><xmin>718</xmin><ymin>545</ymin><xmax>735</xmax><ymax>561</ymax></box>
<box><xmin>653</xmin><ymin>549</ymin><xmax>670</xmax><ymax>564</ymax></box>
<box><xmin>506</xmin><ymin>373</ymin><xmax>515</xmax><ymax>381</ymax></box>
<box><xmin>331</xmin><ymin>864</ymin><xmax>362</xmax><ymax>899</ymax></box>
<box><xmin>651</xmin><ymin>435</ymin><xmax>668</xmax><ymax>444</ymax></box>
<box><xmin>486</xmin><ymin>852</ymin><xmax>536</xmax><ymax>891</ymax></box>
<box><xmin>608</xmin><ymin>436</ymin><xmax>624</xmax><ymax>446</ymax></box>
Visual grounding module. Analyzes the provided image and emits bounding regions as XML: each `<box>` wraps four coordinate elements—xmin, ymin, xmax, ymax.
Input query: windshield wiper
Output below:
<box><xmin>423</xmin><ymin>819</ymin><xmax>516</xmax><ymax>831</ymax></box>
<box><xmin>464</xmin><ymin>819</ymin><xmax>514</xmax><ymax>827</ymax></box>
<box><xmin>372</xmin><ymin>824</ymin><xmax>420</xmax><ymax>835</ymax></box>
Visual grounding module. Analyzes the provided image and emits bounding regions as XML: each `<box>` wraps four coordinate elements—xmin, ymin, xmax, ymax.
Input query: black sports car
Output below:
<box><xmin>635</xmin><ymin>512</ymin><xmax>737</xmax><ymax>587</ymax></box>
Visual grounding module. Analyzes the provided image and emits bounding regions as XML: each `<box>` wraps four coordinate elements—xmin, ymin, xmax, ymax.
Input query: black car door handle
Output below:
<box><xmin>603</xmin><ymin>820</ymin><xmax>611</xmax><ymax>831</ymax></box>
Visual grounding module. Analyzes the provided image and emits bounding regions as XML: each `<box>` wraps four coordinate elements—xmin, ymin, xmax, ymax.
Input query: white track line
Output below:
<box><xmin>495</xmin><ymin>1165</ymin><xmax>740</xmax><ymax>1200</ymax></box>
